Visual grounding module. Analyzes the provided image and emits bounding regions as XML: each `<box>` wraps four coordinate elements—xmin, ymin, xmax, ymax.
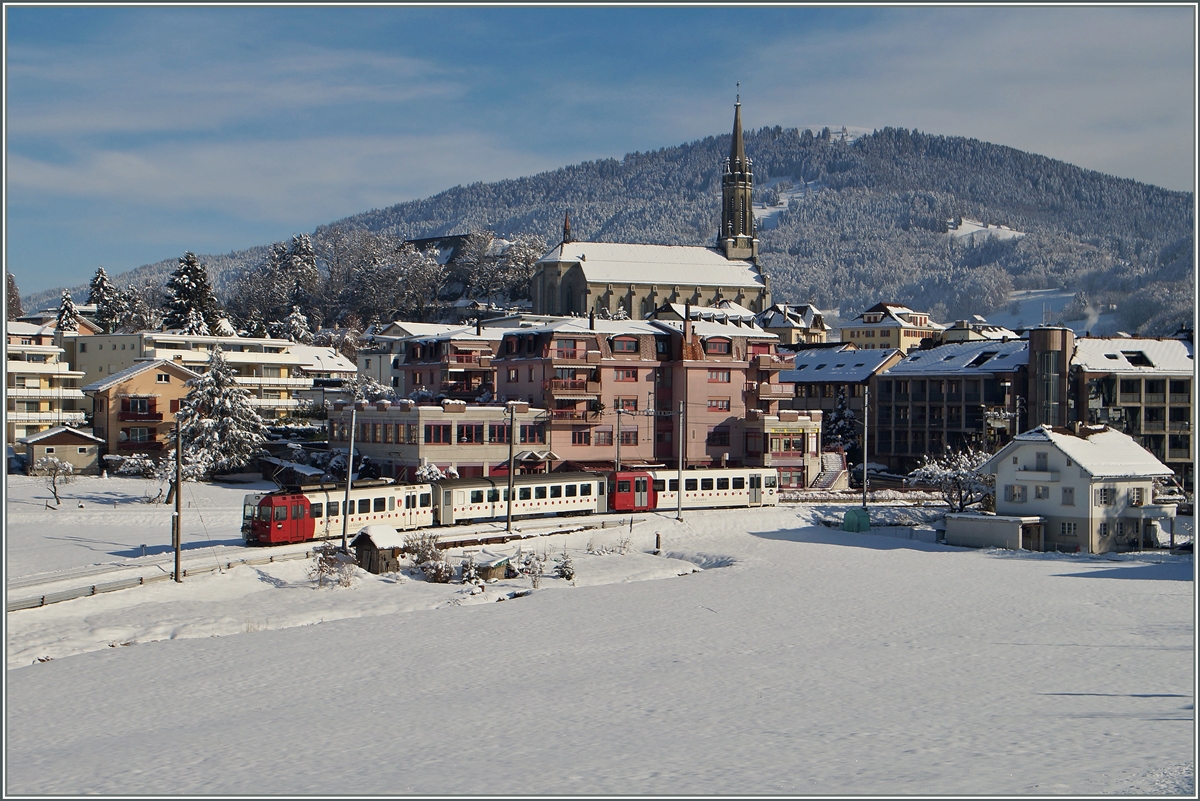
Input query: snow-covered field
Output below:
<box><xmin>6</xmin><ymin>475</ymin><xmax>1195</xmax><ymax>795</ymax></box>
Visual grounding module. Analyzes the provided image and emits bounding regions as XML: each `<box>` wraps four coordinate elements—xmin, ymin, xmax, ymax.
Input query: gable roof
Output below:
<box><xmin>540</xmin><ymin>242</ymin><xmax>767</xmax><ymax>290</ymax></box>
<box><xmin>983</xmin><ymin>425</ymin><xmax>1172</xmax><ymax>479</ymax></box>
<box><xmin>81</xmin><ymin>358</ymin><xmax>201</xmax><ymax>393</ymax></box>
<box><xmin>1072</xmin><ymin>337</ymin><xmax>1193</xmax><ymax>373</ymax></box>
<box><xmin>19</xmin><ymin>426</ymin><xmax>105</xmax><ymax>445</ymax></box>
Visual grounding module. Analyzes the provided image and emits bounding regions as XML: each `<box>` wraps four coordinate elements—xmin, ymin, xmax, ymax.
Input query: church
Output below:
<box><xmin>530</xmin><ymin>100</ymin><xmax>773</xmax><ymax>317</ymax></box>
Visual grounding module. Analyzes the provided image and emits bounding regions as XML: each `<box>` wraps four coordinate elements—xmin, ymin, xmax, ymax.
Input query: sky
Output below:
<box><xmin>4</xmin><ymin>5</ymin><xmax>1196</xmax><ymax>297</ymax></box>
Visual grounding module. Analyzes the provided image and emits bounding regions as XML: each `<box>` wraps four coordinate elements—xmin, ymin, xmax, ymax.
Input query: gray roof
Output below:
<box><xmin>983</xmin><ymin>425</ymin><xmax>1172</xmax><ymax>479</ymax></box>
<box><xmin>779</xmin><ymin>346</ymin><xmax>899</xmax><ymax>384</ymax></box>
<box><xmin>884</xmin><ymin>340</ymin><xmax>1028</xmax><ymax>376</ymax></box>
<box><xmin>19</xmin><ymin>425</ymin><xmax>105</xmax><ymax>445</ymax></box>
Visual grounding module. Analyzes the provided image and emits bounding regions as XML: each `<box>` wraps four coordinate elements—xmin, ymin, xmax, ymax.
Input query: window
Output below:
<box><xmin>1004</xmin><ymin>484</ymin><xmax>1027</xmax><ymax>503</ymax></box>
<box><xmin>732</xmin><ymin>477</ymin><xmax>745</xmax><ymax>490</ymax></box>
<box><xmin>78</xmin><ymin>447</ymin><xmax>87</xmax><ymax>454</ymax></box>
<box><xmin>79</xmin><ymin>342</ymin><xmax>87</xmax><ymax>353</ymax></box>
<box><xmin>619</xmin><ymin>429</ymin><xmax>638</xmax><ymax>446</ymax></box>
<box><xmin>457</xmin><ymin>424</ymin><xmax>484</xmax><ymax>444</ymax></box>
<box><xmin>275</xmin><ymin>506</ymin><xmax>287</xmax><ymax>521</ymax></box>
<box><xmin>487</xmin><ymin>489</ymin><xmax>501</xmax><ymax>502</ymax></box>
<box><xmin>612</xmin><ymin>337</ymin><xmax>638</xmax><ymax>353</ymax></box>
<box><xmin>764</xmin><ymin>475</ymin><xmax>777</xmax><ymax>488</ymax></box>
<box><xmin>358</xmin><ymin>499</ymin><xmax>371</xmax><ymax>514</ymax></box>
<box><xmin>706</xmin><ymin>428</ymin><xmax>730</xmax><ymax>446</ymax></box>
<box><xmin>328</xmin><ymin>501</ymin><xmax>339</xmax><ymax>517</ymax></box>
<box><xmin>471</xmin><ymin>490</ymin><xmax>484</xmax><ymax>504</ymax></box>
<box><xmin>534</xmin><ymin>486</ymin><xmax>547</xmax><ymax>499</ymax></box>
<box><xmin>373</xmin><ymin>497</ymin><xmax>386</xmax><ymax>513</ymax></box>
<box><xmin>550</xmin><ymin>485</ymin><xmax>563</xmax><ymax>498</ymax></box>
<box><xmin>1095</xmin><ymin>487</ymin><xmax>1113</xmax><ymax>506</ymax></box>
<box><xmin>707</xmin><ymin>370</ymin><xmax>731</xmax><ymax>383</ymax></box>
<box><xmin>701</xmin><ymin>478</ymin><xmax>714</xmax><ymax>490</ymax></box>
<box><xmin>617</xmin><ymin>397</ymin><xmax>638</xmax><ymax>411</ymax></box>
<box><xmin>1129</xmin><ymin>487</ymin><xmax>1144</xmax><ymax>507</ymax></box>
<box><xmin>44</xmin><ymin>447</ymin><xmax>55</xmax><ymax>454</ymax></box>
<box><xmin>716</xmin><ymin>477</ymin><xmax>730</xmax><ymax>490</ymax></box>
<box><xmin>425</xmin><ymin>424</ymin><xmax>452</xmax><ymax>444</ymax></box>
<box><xmin>419</xmin><ymin>493</ymin><xmax>431</xmax><ymax>507</ymax></box>
<box><xmin>571</xmin><ymin>428</ymin><xmax>591</xmax><ymax>446</ymax></box>
<box><xmin>1034</xmin><ymin>485</ymin><xmax>1050</xmax><ymax>500</ymax></box>
<box><xmin>518</xmin><ymin>487</ymin><xmax>532</xmax><ymax>500</ymax></box>
<box><xmin>1098</xmin><ymin>522</ymin><xmax>1108</xmax><ymax>538</ymax></box>
<box><xmin>565</xmin><ymin>484</ymin><xmax>577</xmax><ymax>497</ymax></box>
<box><xmin>156</xmin><ymin>373</ymin><xmax>170</xmax><ymax>383</ymax></box>
<box><xmin>614</xmin><ymin>368</ymin><xmax>638</xmax><ymax>382</ymax></box>
<box><xmin>708</xmin><ymin>398</ymin><xmax>731</xmax><ymax>412</ymax></box>
<box><xmin>310</xmin><ymin>503</ymin><xmax>323</xmax><ymax>518</ymax></box>
<box><xmin>520</xmin><ymin>423</ymin><xmax>545</xmax><ymax>444</ymax></box>
<box><xmin>580</xmin><ymin>483</ymin><xmax>592</xmax><ymax>496</ymax></box>
<box><xmin>685</xmin><ymin>478</ymin><xmax>698</xmax><ymax>491</ymax></box>
<box><xmin>128</xmin><ymin>427</ymin><xmax>150</xmax><ymax>443</ymax></box>
<box><xmin>489</xmin><ymin>423</ymin><xmax>510</xmax><ymax>443</ymax></box>
<box><xmin>1062</xmin><ymin>487</ymin><xmax>1075</xmax><ymax>506</ymax></box>
<box><xmin>507</xmin><ymin>368</ymin><xmax>518</xmax><ymax>383</ymax></box>
<box><xmin>705</xmin><ymin>339</ymin><xmax>731</xmax><ymax>355</ymax></box>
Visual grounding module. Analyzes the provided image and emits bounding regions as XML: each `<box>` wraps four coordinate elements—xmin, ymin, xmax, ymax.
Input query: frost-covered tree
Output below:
<box><xmin>282</xmin><ymin>306</ymin><xmax>313</xmax><ymax>344</ymax></box>
<box><xmin>414</xmin><ymin>462</ymin><xmax>447</xmax><ymax>482</ymax></box>
<box><xmin>87</xmin><ymin>267</ymin><xmax>121</xmax><ymax>333</ymax></box>
<box><xmin>163</xmin><ymin>252</ymin><xmax>220</xmax><ymax>332</ymax></box>
<box><xmin>33</xmin><ymin>456</ymin><xmax>75</xmax><ymax>505</ymax></box>
<box><xmin>181</xmin><ymin>306</ymin><xmax>210</xmax><ymax>336</ymax></box>
<box><xmin>907</xmin><ymin>446</ymin><xmax>994</xmax><ymax>512</ymax></box>
<box><xmin>175</xmin><ymin>346</ymin><xmax>267</xmax><ymax>478</ymax></box>
<box><xmin>55</xmin><ymin>289</ymin><xmax>80</xmax><ymax>332</ymax></box>
<box><xmin>824</xmin><ymin>388</ymin><xmax>860</xmax><ymax>454</ymax></box>
<box><xmin>6</xmin><ymin>272</ymin><xmax>24</xmax><ymax>320</ymax></box>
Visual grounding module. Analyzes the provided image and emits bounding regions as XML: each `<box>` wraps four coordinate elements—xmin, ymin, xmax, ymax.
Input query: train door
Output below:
<box><xmin>749</xmin><ymin>474</ymin><xmax>762</xmax><ymax>506</ymax></box>
<box><xmin>634</xmin><ymin>476</ymin><xmax>649</xmax><ymax>509</ymax></box>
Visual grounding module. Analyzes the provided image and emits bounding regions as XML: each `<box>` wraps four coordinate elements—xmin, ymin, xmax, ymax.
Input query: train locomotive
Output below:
<box><xmin>242</xmin><ymin>466</ymin><xmax>778</xmax><ymax>546</ymax></box>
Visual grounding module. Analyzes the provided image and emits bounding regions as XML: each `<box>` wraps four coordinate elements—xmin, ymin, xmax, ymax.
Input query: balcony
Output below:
<box><xmin>1014</xmin><ymin>469</ymin><xmax>1060</xmax><ymax>482</ymax></box>
<box><xmin>1168</xmin><ymin>447</ymin><xmax>1191</xmax><ymax>460</ymax></box>
<box><xmin>1169</xmin><ymin>393</ymin><xmax>1191</xmax><ymax>404</ymax></box>
<box><xmin>553</xmin><ymin>348</ymin><xmax>582</xmax><ymax>361</ymax></box>
<box><xmin>6</xmin><ymin>387</ymin><xmax>85</xmax><ymax>399</ymax></box>
<box><xmin>117</xmin><ymin>440</ymin><xmax>165</xmax><ymax>452</ymax></box>
<box><xmin>439</xmin><ymin>381</ymin><xmax>491</xmax><ymax>398</ymax></box>
<box><xmin>1145</xmin><ymin>393</ymin><xmax>1166</xmax><ymax>404</ymax></box>
<box><xmin>1168</xmin><ymin>421</ymin><xmax>1190</xmax><ymax>431</ymax></box>
<box><xmin>118</xmin><ymin>411</ymin><xmax>164</xmax><ymax>422</ymax></box>
<box><xmin>246</xmin><ymin>397</ymin><xmax>305</xmax><ymax>409</ymax></box>
<box><xmin>754</xmin><ymin>354</ymin><xmax>787</xmax><ymax>370</ymax></box>
<box><xmin>7</xmin><ymin>410</ymin><xmax>87</xmax><ymax>424</ymax></box>
<box><xmin>1143</xmin><ymin>420</ymin><xmax>1166</xmax><ymax>431</ymax></box>
<box><xmin>1119</xmin><ymin>393</ymin><xmax>1141</xmax><ymax>403</ymax></box>
<box><xmin>749</xmin><ymin>382</ymin><xmax>792</xmax><ymax>401</ymax></box>
<box><xmin>549</xmin><ymin>409</ymin><xmax>589</xmax><ymax>421</ymax></box>
<box><xmin>235</xmin><ymin>376</ymin><xmax>314</xmax><ymax>388</ymax></box>
<box><xmin>543</xmin><ymin>379</ymin><xmax>601</xmax><ymax>396</ymax></box>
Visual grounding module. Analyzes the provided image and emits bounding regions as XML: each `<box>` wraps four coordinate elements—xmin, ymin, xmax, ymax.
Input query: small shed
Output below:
<box><xmin>945</xmin><ymin>513</ymin><xmax>1046</xmax><ymax>551</ymax></box>
<box><xmin>19</xmin><ymin>426</ymin><xmax>105</xmax><ymax>476</ymax></box>
<box><xmin>842</xmin><ymin>508</ymin><xmax>871</xmax><ymax>532</ymax></box>
<box><xmin>351</xmin><ymin>525</ymin><xmax>408</xmax><ymax>574</ymax></box>
<box><xmin>473</xmin><ymin>550</ymin><xmax>511</xmax><ymax>581</ymax></box>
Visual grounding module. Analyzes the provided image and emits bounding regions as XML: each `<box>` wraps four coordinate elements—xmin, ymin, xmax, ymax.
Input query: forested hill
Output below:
<box><xmin>27</xmin><ymin>126</ymin><xmax>1194</xmax><ymax>334</ymax></box>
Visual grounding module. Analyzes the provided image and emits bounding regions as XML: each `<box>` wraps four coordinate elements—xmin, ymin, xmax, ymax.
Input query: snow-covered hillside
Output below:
<box><xmin>5</xmin><ymin>476</ymin><xmax>1194</xmax><ymax>795</ymax></box>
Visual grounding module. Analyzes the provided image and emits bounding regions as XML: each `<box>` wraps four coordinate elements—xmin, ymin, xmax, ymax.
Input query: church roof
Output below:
<box><xmin>538</xmin><ymin>242</ymin><xmax>766</xmax><ymax>290</ymax></box>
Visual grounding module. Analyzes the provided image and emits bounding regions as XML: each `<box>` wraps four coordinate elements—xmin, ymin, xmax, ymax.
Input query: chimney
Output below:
<box><xmin>589</xmin><ymin>311</ymin><xmax>595</xmax><ymax>330</ymax></box>
<box><xmin>684</xmin><ymin>302</ymin><xmax>692</xmax><ymax>343</ymax></box>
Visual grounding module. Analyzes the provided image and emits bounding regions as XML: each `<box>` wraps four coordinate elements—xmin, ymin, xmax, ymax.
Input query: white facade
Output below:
<box><xmin>6</xmin><ymin>323</ymin><xmax>87</xmax><ymax>442</ymax></box>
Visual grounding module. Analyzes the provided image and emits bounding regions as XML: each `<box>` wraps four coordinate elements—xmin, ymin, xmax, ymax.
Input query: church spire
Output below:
<box><xmin>719</xmin><ymin>89</ymin><xmax>757</xmax><ymax>261</ymax></box>
<box><xmin>562</xmin><ymin>209</ymin><xmax>573</xmax><ymax>244</ymax></box>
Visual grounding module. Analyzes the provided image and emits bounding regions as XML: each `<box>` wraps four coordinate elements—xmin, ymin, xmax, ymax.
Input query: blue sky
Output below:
<box><xmin>5</xmin><ymin>5</ymin><xmax>1195</xmax><ymax>296</ymax></box>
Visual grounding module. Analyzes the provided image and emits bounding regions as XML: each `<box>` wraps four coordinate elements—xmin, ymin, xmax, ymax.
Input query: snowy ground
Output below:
<box><xmin>5</xmin><ymin>475</ymin><xmax>1195</xmax><ymax>795</ymax></box>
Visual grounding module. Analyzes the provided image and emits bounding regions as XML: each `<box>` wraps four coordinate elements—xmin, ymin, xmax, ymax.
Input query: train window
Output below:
<box><xmin>388</xmin><ymin>496</ymin><xmax>395</xmax><ymax>511</ymax></box>
<box><xmin>685</xmin><ymin>479</ymin><xmax>698</xmax><ymax>491</ymax></box>
<box><xmin>550</xmin><ymin>485</ymin><xmax>562</xmax><ymax>498</ymax></box>
<box><xmin>374</xmin><ymin>497</ymin><xmax>386</xmax><ymax>513</ymax></box>
<box><xmin>258</xmin><ymin>506</ymin><xmax>272</xmax><ymax>521</ymax></box>
<box><xmin>443</xmin><ymin>491</ymin><xmax>452</xmax><ymax>506</ymax></box>
<box><xmin>701</xmin><ymin>479</ymin><xmax>714</xmax><ymax>491</ymax></box>
<box><xmin>243</xmin><ymin>504</ymin><xmax>256</xmax><ymax>520</ymax></box>
<box><xmin>311</xmin><ymin>503</ymin><xmax>323</xmax><ymax>518</ymax></box>
<box><xmin>535</xmin><ymin>486</ymin><xmax>547</xmax><ymax>499</ymax></box>
<box><xmin>358</xmin><ymin>499</ymin><xmax>371</xmax><ymax>514</ymax></box>
<box><xmin>487</xmin><ymin>489</ymin><xmax>501</xmax><ymax>503</ymax></box>
<box><xmin>717</xmin><ymin>478</ymin><xmax>730</xmax><ymax>490</ymax></box>
<box><xmin>764</xmin><ymin>475</ymin><xmax>777</xmax><ymax>488</ymax></box>
<box><xmin>617</xmin><ymin>480</ymin><xmax>631</xmax><ymax>493</ymax></box>
<box><xmin>471</xmin><ymin>490</ymin><xmax>484</xmax><ymax>504</ymax></box>
<box><xmin>653</xmin><ymin>480</ymin><xmax>665</xmax><ymax>492</ymax></box>
<box><xmin>669</xmin><ymin>479</ymin><xmax>678</xmax><ymax>491</ymax></box>
<box><xmin>565</xmin><ymin>484</ymin><xmax>577</xmax><ymax>497</ymax></box>
<box><xmin>408</xmin><ymin>495</ymin><xmax>418</xmax><ymax>509</ymax></box>
<box><xmin>732</xmin><ymin>477</ymin><xmax>745</xmax><ymax>490</ymax></box>
<box><xmin>274</xmin><ymin>506</ymin><xmax>287</xmax><ymax>521</ymax></box>
<box><xmin>580</xmin><ymin>483</ymin><xmax>592</xmax><ymax>496</ymax></box>
<box><xmin>519</xmin><ymin>487</ymin><xmax>532</xmax><ymax>500</ymax></box>
<box><xmin>419</xmin><ymin>493</ymin><xmax>431</xmax><ymax>507</ymax></box>
<box><xmin>328</xmin><ymin>501</ymin><xmax>339</xmax><ymax>517</ymax></box>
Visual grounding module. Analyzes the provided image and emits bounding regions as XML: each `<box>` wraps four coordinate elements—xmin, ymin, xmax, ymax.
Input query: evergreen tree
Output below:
<box><xmin>163</xmin><ymin>252</ymin><xmax>220</xmax><ymax>332</ymax></box>
<box><xmin>181</xmin><ymin>306</ymin><xmax>210</xmax><ymax>336</ymax></box>
<box><xmin>7</xmin><ymin>272</ymin><xmax>24</xmax><ymax>321</ymax></box>
<box><xmin>88</xmin><ymin>267</ymin><xmax>121</xmax><ymax>333</ymax></box>
<box><xmin>283</xmin><ymin>306</ymin><xmax>313</xmax><ymax>343</ymax></box>
<box><xmin>55</xmin><ymin>289</ymin><xmax>80</xmax><ymax>332</ymax></box>
<box><xmin>175</xmin><ymin>346</ymin><xmax>267</xmax><ymax>478</ymax></box>
<box><xmin>824</xmin><ymin>388</ymin><xmax>860</xmax><ymax>454</ymax></box>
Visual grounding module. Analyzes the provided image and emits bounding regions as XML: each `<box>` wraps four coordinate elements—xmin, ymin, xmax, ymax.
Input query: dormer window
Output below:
<box><xmin>612</xmin><ymin>337</ymin><xmax>638</xmax><ymax>353</ymax></box>
<box><xmin>704</xmin><ymin>338</ymin><xmax>731</xmax><ymax>355</ymax></box>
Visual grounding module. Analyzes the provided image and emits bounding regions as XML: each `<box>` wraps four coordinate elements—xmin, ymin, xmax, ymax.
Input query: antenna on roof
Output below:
<box><xmin>736</xmin><ymin>81</ymin><xmax>740</xmax><ymax>104</ymax></box>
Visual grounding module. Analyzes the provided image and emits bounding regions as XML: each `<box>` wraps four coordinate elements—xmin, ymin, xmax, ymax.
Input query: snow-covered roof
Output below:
<box><xmin>285</xmin><ymin>345</ymin><xmax>358</xmax><ymax>374</ymax></box>
<box><xmin>779</xmin><ymin>347</ymin><xmax>900</xmax><ymax>383</ymax></box>
<box><xmin>351</xmin><ymin>525</ymin><xmax>408</xmax><ymax>551</ymax></box>
<box><xmin>649</xmin><ymin>319</ymin><xmax>776</xmax><ymax>339</ymax></box>
<box><xmin>884</xmin><ymin>340</ymin><xmax>1029</xmax><ymax>376</ymax></box>
<box><xmin>81</xmin><ymin>359</ymin><xmax>200</xmax><ymax>393</ymax></box>
<box><xmin>650</xmin><ymin>301</ymin><xmax>758</xmax><ymax>323</ymax></box>
<box><xmin>849</xmin><ymin>303</ymin><xmax>946</xmax><ymax>331</ymax></box>
<box><xmin>984</xmin><ymin>425</ymin><xmax>1173</xmax><ymax>479</ymax></box>
<box><xmin>7</xmin><ymin>321</ymin><xmax>56</xmax><ymax>337</ymax></box>
<box><xmin>758</xmin><ymin>304</ymin><xmax>829</xmax><ymax>331</ymax></box>
<box><xmin>19</xmin><ymin>426</ymin><xmax>105</xmax><ymax>445</ymax></box>
<box><xmin>1072</xmin><ymin>338</ymin><xmax>1193</xmax><ymax>373</ymax></box>
<box><xmin>540</xmin><ymin>242</ymin><xmax>767</xmax><ymax>290</ymax></box>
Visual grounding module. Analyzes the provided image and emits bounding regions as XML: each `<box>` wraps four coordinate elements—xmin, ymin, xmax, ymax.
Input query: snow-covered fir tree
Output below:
<box><xmin>283</xmin><ymin>306</ymin><xmax>313</xmax><ymax>344</ymax></box>
<box><xmin>175</xmin><ymin>346</ymin><xmax>267</xmax><ymax>478</ymax></box>
<box><xmin>55</xmin><ymin>290</ymin><xmax>80</xmax><ymax>332</ymax></box>
<box><xmin>181</xmin><ymin>306</ymin><xmax>210</xmax><ymax>336</ymax></box>
<box><xmin>163</xmin><ymin>252</ymin><xmax>220</xmax><ymax>332</ymax></box>
<box><xmin>824</xmin><ymin>388</ymin><xmax>860</xmax><ymax>454</ymax></box>
<box><xmin>87</xmin><ymin>267</ymin><xmax>120</xmax><ymax>333</ymax></box>
<box><xmin>6</xmin><ymin>272</ymin><xmax>23</xmax><ymax>320</ymax></box>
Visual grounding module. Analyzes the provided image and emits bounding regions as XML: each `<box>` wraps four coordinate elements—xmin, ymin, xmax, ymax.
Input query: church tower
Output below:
<box><xmin>719</xmin><ymin>97</ymin><xmax>758</xmax><ymax>261</ymax></box>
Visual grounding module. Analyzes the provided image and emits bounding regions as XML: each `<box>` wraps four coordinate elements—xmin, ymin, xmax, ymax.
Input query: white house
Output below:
<box><xmin>949</xmin><ymin>424</ymin><xmax>1177</xmax><ymax>554</ymax></box>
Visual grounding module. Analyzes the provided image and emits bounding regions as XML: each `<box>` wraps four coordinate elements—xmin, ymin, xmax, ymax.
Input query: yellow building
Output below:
<box><xmin>839</xmin><ymin>303</ymin><xmax>944</xmax><ymax>353</ymax></box>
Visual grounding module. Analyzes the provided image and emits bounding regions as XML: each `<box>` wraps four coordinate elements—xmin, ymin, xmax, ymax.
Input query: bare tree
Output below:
<box><xmin>33</xmin><ymin>456</ymin><xmax>75</xmax><ymax>505</ymax></box>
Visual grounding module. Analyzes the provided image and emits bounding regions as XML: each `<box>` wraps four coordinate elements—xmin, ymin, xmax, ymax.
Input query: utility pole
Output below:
<box><xmin>341</xmin><ymin>403</ymin><xmax>358</xmax><ymax>553</ymax></box>
<box><xmin>506</xmin><ymin>402</ymin><xmax>517</xmax><ymax>532</ymax></box>
<box><xmin>614</xmin><ymin>407</ymin><xmax>623</xmax><ymax>473</ymax></box>
<box><xmin>862</xmin><ymin>386</ymin><xmax>869</xmax><ymax>510</ymax></box>
<box><xmin>676</xmin><ymin>400</ymin><xmax>685</xmax><ymax>521</ymax></box>
<box><xmin>174</xmin><ymin>417</ymin><xmax>182</xmax><ymax>583</ymax></box>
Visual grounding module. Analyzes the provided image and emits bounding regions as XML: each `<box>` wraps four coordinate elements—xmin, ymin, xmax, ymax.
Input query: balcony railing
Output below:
<box><xmin>1145</xmin><ymin>393</ymin><xmax>1166</xmax><ymax>404</ymax></box>
<box><xmin>118</xmin><ymin>411</ymin><xmax>164</xmax><ymax>422</ymax></box>
<box><xmin>1143</xmin><ymin>420</ymin><xmax>1166</xmax><ymax>431</ymax></box>
<box><xmin>117</xmin><ymin>440</ymin><xmax>165</xmax><ymax>451</ymax></box>
<box><xmin>1168</xmin><ymin>421</ymin><xmax>1191</xmax><ymax>431</ymax></box>
<box><xmin>1169</xmin><ymin>393</ymin><xmax>1191</xmax><ymax>404</ymax></box>
<box><xmin>1119</xmin><ymin>393</ymin><xmax>1141</xmax><ymax>403</ymax></box>
<box><xmin>553</xmin><ymin>349</ymin><xmax>582</xmax><ymax>361</ymax></box>
<box><xmin>234</xmin><ymin>376</ymin><xmax>313</xmax><ymax>388</ymax></box>
<box><xmin>6</xmin><ymin>387</ymin><xmax>85</xmax><ymax>399</ymax></box>
<box><xmin>550</xmin><ymin>409</ymin><xmax>589</xmax><ymax>421</ymax></box>
<box><xmin>7</xmin><ymin>410</ymin><xmax>87</xmax><ymax>424</ymax></box>
<box><xmin>1168</xmin><ymin>447</ymin><xmax>1191</xmax><ymax>459</ymax></box>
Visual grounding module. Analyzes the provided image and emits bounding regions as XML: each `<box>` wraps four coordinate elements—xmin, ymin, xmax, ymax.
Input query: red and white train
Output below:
<box><xmin>242</xmin><ymin>467</ymin><xmax>778</xmax><ymax>546</ymax></box>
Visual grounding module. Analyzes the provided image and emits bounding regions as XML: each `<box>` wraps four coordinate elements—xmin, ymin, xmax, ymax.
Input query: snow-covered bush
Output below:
<box><xmin>114</xmin><ymin>453</ymin><xmax>157</xmax><ymax>477</ymax></box>
<box><xmin>554</xmin><ymin>549</ymin><xmax>575</xmax><ymax>581</ymax></box>
<box><xmin>415</xmin><ymin>462</ymin><xmax>447</xmax><ymax>482</ymax></box>
<box><xmin>309</xmin><ymin>544</ymin><xmax>356</xmax><ymax>588</ymax></box>
<box><xmin>907</xmin><ymin>447</ymin><xmax>994</xmax><ymax>512</ymax></box>
<box><xmin>460</xmin><ymin>553</ymin><xmax>479</xmax><ymax>585</ymax></box>
<box><xmin>520</xmin><ymin>551</ymin><xmax>546</xmax><ymax>589</ymax></box>
<box><xmin>421</xmin><ymin>559</ymin><xmax>455</xmax><ymax>583</ymax></box>
<box><xmin>404</xmin><ymin>531</ymin><xmax>443</xmax><ymax>565</ymax></box>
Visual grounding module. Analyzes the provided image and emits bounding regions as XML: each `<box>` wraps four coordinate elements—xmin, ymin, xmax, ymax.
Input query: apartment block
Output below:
<box><xmin>6</xmin><ymin>322</ymin><xmax>87</xmax><ymax>443</ymax></box>
<box><xmin>840</xmin><ymin>302</ymin><xmax>944</xmax><ymax>353</ymax></box>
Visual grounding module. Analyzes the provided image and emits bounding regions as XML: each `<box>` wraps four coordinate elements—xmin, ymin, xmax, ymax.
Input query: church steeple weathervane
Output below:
<box><xmin>719</xmin><ymin>86</ymin><xmax>757</xmax><ymax>261</ymax></box>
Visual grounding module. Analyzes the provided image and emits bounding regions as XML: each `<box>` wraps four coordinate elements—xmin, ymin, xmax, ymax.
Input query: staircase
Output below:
<box><xmin>811</xmin><ymin>450</ymin><xmax>849</xmax><ymax>490</ymax></box>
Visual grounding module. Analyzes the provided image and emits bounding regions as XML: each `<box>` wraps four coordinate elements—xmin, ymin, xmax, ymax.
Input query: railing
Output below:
<box><xmin>6</xmin><ymin>411</ymin><xmax>86</xmax><ymax>423</ymax></box>
<box><xmin>544</xmin><ymin>379</ymin><xmax>588</xmax><ymax>391</ymax></box>
<box><xmin>117</xmin><ymin>440</ymin><xmax>165</xmax><ymax>451</ymax></box>
<box><xmin>1170</xmin><ymin>393</ymin><xmax>1191</xmax><ymax>404</ymax></box>
<box><xmin>1168</xmin><ymin>421</ymin><xmax>1190</xmax><ymax>431</ymax></box>
<box><xmin>1168</xmin><ymin>448</ymin><xmax>1191</xmax><ymax>459</ymax></box>
<box><xmin>1119</xmin><ymin>393</ymin><xmax>1141</xmax><ymax>403</ymax></box>
<box><xmin>554</xmin><ymin>349</ymin><xmax>583</xmax><ymax>360</ymax></box>
<box><xmin>1145</xmin><ymin>393</ymin><xmax>1166</xmax><ymax>404</ymax></box>
<box><xmin>445</xmin><ymin>353</ymin><xmax>486</xmax><ymax>365</ymax></box>
<box><xmin>246</xmin><ymin>397</ymin><xmax>305</xmax><ymax>408</ymax></box>
<box><xmin>757</xmin><ymin>383</ymin><xmax>791</xmax><ymax>398</ymax></box>
<box><xmin>118</xmin><ymin>411</ymin><xmax>164</xmax><ymax>422</ymax></box>
<box><xmin>234</xmin><ymin>376</ymin><xmax>313</xmax><ymax>388</ymax></box>
<box><xmin>6</xmin><ymin>387</ymin><xmax>86</xmax><ymax>399</ymax></box>
<box><xmin>1143</xmin><ymin>420</ymin><xmax>1166</xmax><ymax>431</ymax></box>
<box><xmin>550</xmin><ymin>409</ymin><xmax>588</xmax><ymax>420</ymax></box>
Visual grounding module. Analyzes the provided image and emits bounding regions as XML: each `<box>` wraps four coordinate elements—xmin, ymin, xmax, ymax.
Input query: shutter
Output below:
<box><xmin>121</xmin><ymin>398</ymin><xmax>131</xmax><ymax>413</ymax></box>
<box><xmin>170</xmin><ymin>399</ymin><xmax>180</xmax><ymax>413</ymax></box>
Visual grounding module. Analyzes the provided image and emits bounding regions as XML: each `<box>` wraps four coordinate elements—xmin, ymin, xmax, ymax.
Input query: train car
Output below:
<box><xmin>243</xmin><ymin>479</ymin><xmax>434</xmax><ymax>545</ymax></box>
<box><xmin>607</xmin><ymin>467</ymin><xmax>778</xmax><ymax>512</ymax></box>
<box><xmin>434</xmin><ymin>471</ymin><xmax>607</xmax><ymax>525</ymax></box>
